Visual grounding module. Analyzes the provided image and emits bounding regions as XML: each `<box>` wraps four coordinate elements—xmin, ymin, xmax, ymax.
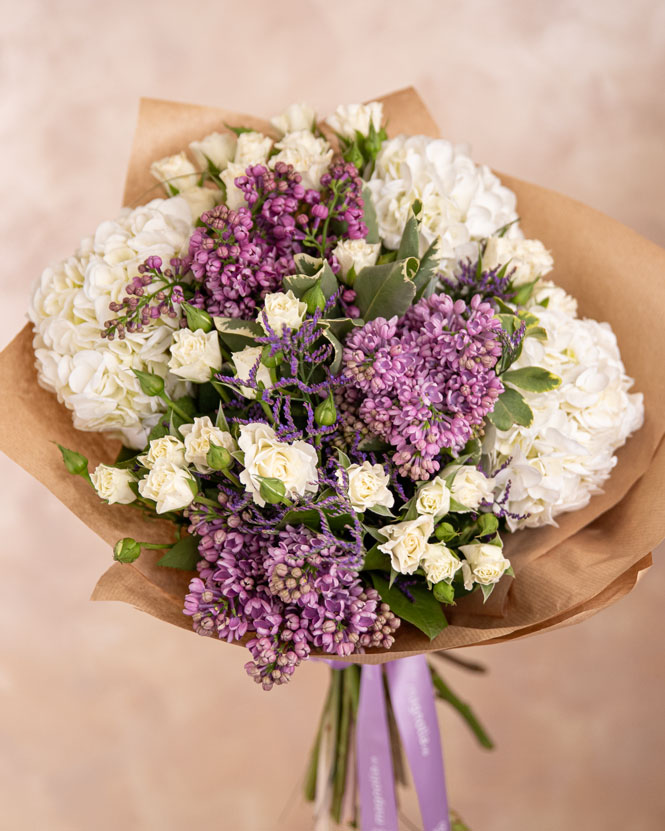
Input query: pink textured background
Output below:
<box><xmin>1</xmin><ymin>2</ymin><xmax>664</xmax><ymax>829</ymax></box>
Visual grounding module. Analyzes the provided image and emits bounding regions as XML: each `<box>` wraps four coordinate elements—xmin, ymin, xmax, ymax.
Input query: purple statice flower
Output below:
<box><xmin>102</xmin><ymin>255</ymin><xmax>190</xmax><ymax>339</ymax></box>
<box><xmin>441</xmin><ymin>257</ymin><xmax>516</xmax><ymax>306</ymax></box>
<box><xmin>341</xmin><ymin>292</ymin><xmax>504</xmax><ymax>480</ymax></box>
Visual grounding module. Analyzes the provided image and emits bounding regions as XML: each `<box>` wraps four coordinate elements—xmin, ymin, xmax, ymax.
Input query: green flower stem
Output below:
<box><xmin>159</xmin><ymin>393</ymin><xmax>193</xmax><ymax>423</ymax></box>
<box><xmin>138</xmin><ymin>542</ymin><xmax>172</xmax><ymax>550</ymax></box>
<box><xmin>429</xmin><ymin>665</ymin><xmax>494</xmax><ymax>749</ymax></box>
<box><xmin>193</xmin><ymin>495</ymin><xmax>221</xmax><ymax>509</ymax></box>
<box><xmin>432</xmin><ymin>650</ymin><xmax>487</xmax><ymax>674</ymax></box>
<box><xmin>258</xmin><ymin>398</ymin><xmax>276</xmax><ymax>425</ymax></box>
<box><xmin>331</xmin><ymin>668</ymin><xmax>355</xmax><ymax>823</ymax></box>
<box><xmin>221</xmin><ymin>469</ymin><xmax>241</xmax><ymax>489</ymax></box>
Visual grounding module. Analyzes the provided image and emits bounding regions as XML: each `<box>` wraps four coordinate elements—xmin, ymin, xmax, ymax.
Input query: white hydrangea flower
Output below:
<box><xmin>29</xmin><ymin>197</ymin><xmax>195</xmax><ymax>448</ymax></box>
<box><xmin>270</xmin><ymin>130</ymin><xmax>333</xmax><ymax>190</ymax></box>
<box><xmin>488</xmin><ymin>287</ymin><xmax>644</xmax><ymax>530</ymax></box>
<box><xmin>326</xmin><ymin>102</ymin><xmax>383</xmax><ymax>139</ymax></box>
<box><xmin>367</xmin><ymin>135</ymin><xmax>519</xmax><ymax>276</ymax></box>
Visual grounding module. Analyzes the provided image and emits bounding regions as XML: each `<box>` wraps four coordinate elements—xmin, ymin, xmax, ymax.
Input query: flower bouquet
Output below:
<box><xmin>2</xmin><ymin>87</ymin><xmax>665</xmax><ymax>830</ymax></box>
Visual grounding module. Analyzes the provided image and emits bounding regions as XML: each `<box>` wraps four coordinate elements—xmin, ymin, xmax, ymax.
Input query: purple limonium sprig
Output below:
<box><xmin>441</xmin><ymin>257</ymin><xmax>517</xmax><ymax>306</ymax></box>
<box><xmin>340</xmin><ymin>292</ymin><xmax>505</xmax><ymax>480</ymax></box>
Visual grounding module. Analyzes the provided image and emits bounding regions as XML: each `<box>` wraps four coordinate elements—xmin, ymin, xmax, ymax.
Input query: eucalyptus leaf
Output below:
<box><xmin>371</xmin><ymin>574</ymin><xmax>448</xmax><ymax>640</ymax></box>
<box><xmin>354</xmin><ymin>258</ymin><xmax>418</xmax><ymax>321</ymax></box>
<box><xmin>502</xmin><ymin>366</ymin><xmax>561</xmax><ymax>393</ymax></box>
<box><xmin>362</xmin><ymin>185</ymin><xmax>380</xmax><ymax>244</ymax></box>
<box><xmin>156</xmin><ymin>535</ymin><xmax>201</xmax><ymax>570</ymax></box>
<box><xmin>213</xmin><ymin>317</ymin><xmax>263</xmax><ymax>350</ymax></box>
<box><xmin>487</xmin><ymin>387</ymin><xmax>533</xmax><ymax>431</ymax></box>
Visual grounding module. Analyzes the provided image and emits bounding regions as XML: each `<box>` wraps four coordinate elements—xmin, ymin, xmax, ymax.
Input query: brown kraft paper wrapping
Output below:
<box><xmin>1</xmin><ymin>87</ymin><xmax>664</xmax><ymax>663</ymax></box>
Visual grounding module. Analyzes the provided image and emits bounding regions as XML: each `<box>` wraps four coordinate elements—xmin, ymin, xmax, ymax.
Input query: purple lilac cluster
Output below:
<box><xmin>341</xmin><ymin>292</ymin><xmax>505</xmax><ymax>480</ymax></box>
<box><xmin>102</xmin><ymin>255</ymin><xmax>189</xmax><ymax>339</ymax></box>
<box><xmin>184</xmin><ymin>515</ymin><xmax>399</xmax><ymax>691</ymax></box>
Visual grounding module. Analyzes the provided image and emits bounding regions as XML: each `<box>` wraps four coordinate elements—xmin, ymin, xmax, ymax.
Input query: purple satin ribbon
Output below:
<box><xmin>356</xmin><ymin>656</ymin><xmax>450</xmax><ymax>831</ymax></box>
<box><xmin>356</xmin><ymin>664</ymin><xmax>399</xmax><ymax>831</ymax></box>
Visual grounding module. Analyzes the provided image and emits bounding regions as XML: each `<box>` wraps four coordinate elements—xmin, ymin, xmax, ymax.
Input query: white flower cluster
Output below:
<box><xmin>367</xmin><ymin>135</ymin><xmax>520</xmax><ymax>275</ymax></box>
<box><xmin>491</xmin><ymin>283</ymin><xmax>644</xmax><ymax>530</ymax></box>
<box><xmin>29</xmin><ymin>197</ymin><xmax>197</xmax><ymax>448</ymax></box>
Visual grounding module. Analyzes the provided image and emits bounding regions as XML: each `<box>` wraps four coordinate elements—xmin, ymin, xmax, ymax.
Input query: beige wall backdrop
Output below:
<box><xmin>1</xmin><ymin>1</ymin><xmax>664</xmax><ymax>829</ymax></box>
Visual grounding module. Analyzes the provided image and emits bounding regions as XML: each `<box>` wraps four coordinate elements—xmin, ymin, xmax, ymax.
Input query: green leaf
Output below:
<box><xmin>223</xmin><ymin>123</ymin><xmax>255</xmax><ymax>136</ymax></box>
<box><xmin>156</xmin><ymin>535</ymin><xmax>201</xmax><ymax>570</ymax></box>
<box><xmin>480</xmin><ymin>583</ymin><xmax>495</xmax><ymax>602</ymax></box>
<box><xmin>213</xmin><ymin>317</ymin><xmax>263</xmax><ymax>351</ymax></box>
<box><xmin>487</xmin><ymin>387</ymin><xmax>534</xmax><ymax>431</ymax></box>
<box><xmin>370</xmin><ymin>574</ymin><xmax>448</xmax><ymax>640</ymax></box>
<box><xmin>367</xmin><ymin>504</ymin><xmax>396</xmax><ymax>518</ymax></box>
<box><xmin>319</xmin><ymin>317</ymin><xmax>364</xmax><ymax>341</ymax></box>
<box><xmin>336</xmin><ymin>448</ymin><xmax>351</xmax><ymax>470</ymax></box>
<box><xmin>476</xmin><ymin>512</ymin><xmax>499</xmax><ymax>537</ymax></box>
<box><xmin>503</xmin><ymin>366</ymin><xmax>561</xmax><ymax>393</ymax></box>
<box><xmin>322</xmin><ymin>329</ymin><xmax>343</xmax><ymax>375</ymax></box>
<box><xmin>283</xmin><ymin>258</ymin><xmax>338</xmax><ymax>300</ymax></box>
<box><xmin>397</xmin><ymin>212</ymin><xmax>419</xmax><ymax>260</ymax></box>
<box><xmin>147</xmin><ymin>418</ymin><xmax>170</xmax><ymax>443</ymax></box>
<box><xmin>434</xmin><ymin>522</ymin><xmax>457</xmax><ymax>542</ymax></box>
<box><xmin>173</xmin><ymin>395</ymin><xmax>197</xmax><ymax>417</ymax></box>
<box><xmin>362</xmin><ymin>185</ymin><xmax>380</xmax><ymax>244</ymax></box>
<box><xmin>354</xmin><ymin>258</ymin><xmax>418</xmax><ymax>321</ymax></box>
<box><xmin>525</xmin><ymin>325</ymin><xmax>548</xmax><ymax>341</ymax></box>
<box><xmin>413</xmin><ymin>238</ymin><xmax>441</xmax><ymax>300</ymax></box>
<box><xmin>511</xmin><ymin>278</ymin><xmax>539</xmax><ymax>307</ymax></box>
<box><xmin>362</xmin><ymin>544</ymin><xmax>391</xmax><ymax>571</ymax></box>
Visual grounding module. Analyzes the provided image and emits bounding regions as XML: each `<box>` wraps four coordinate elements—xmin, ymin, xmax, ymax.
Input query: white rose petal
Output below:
<box><xmin>234</xmin><ymin>131</ymin><xmax>272</xmax><ymax>167</ymax></box>
<box><xmin>337</xmin><ymin>462</ymin><xmax>394</xmax><ymax>513</ymax></box>
<box><xmin>377</xmin><ymin>515</ymin><xmax>434</xmax><ymax>575</ymax></box>
<box><xmin>150</xmin><ymin>152</ymin><xmax>199</xmax><ymax>194</ymax></box>
<box><xmin>415</xmin><ymin>476</ymin><xmax>451</xmax><ymax>519</ymax></box>
<box><xmin>90</xmin><ymin>464</ymin><xmax>136</xmax><ymax>505</ymax></box>
<box><xmin>326</xmin><ymin>102</ymin><xmax>384</xmax><ymax>139</ymax></box>
<box><xmin>270</xmin><ymin>131</ymin><xmax>333</xmax><ymax>190</ymax></box>
<box><xmin>179</xmin><ymin>186</ymin><xmax>221</xmax><ymax>220</ymax></box>
<box><xmin>482</xmin><ymin>236</ymin><xmax>553</xmax><ymax>287</ymax></box>
<box><xmin>180</xmin><ymin>416</ymin><xmax>236</xmax><ymax>473</ymax></box>
<box><xmin>168</xmin><ymin>328</ymin><xmax>222</xmax><ymax>384</ymax></box>
<box><xmin>333</xmin><ymin>239</ymin><xmax>381</xmax><ymax>278</ymax></box>
<box><xmin>442</xmin><ymin>465</ymin><xmax>494</xmax><ymax>511</ymax></box>
<box><xmin>189</xmin><ymin>132</ymin><xmax>237</xmax><ymax>171</ymax></box>
<box><xmin>138</xmin><ymin>462</ymin><xmax>196</xmax><ymax>513</ymax></box>
<box><xmin>271</xmin><ymin>103</ymin><xmax>317</xmax><ymax>135</ymax></box>
<box><xmin>420</xmin><ymin>543</ymin><xmax>461</xmax><ymax>585</ymax></box>
<box><xmin>138</xmin><ymin>435</ymin><xmax>186</xmax><ymax>470</ymax></box>
<box><xmin>231</xmin><ymin>345</ymin><xmax>273</xmax><ymax>399</ymax></box>
<box><xmin>459</xmin><ymin>543</ymin><xmax>511</xmax><ymax>589</ymax></box>
<box><xmin>259</xmin><ymin>290</ymin><xmax>307</xmax><ymax>335</ymax></box>
<box><xmin>220</xmin><ymin>163</ymin><xmax>247</xmax><ymax>210</ymax></box>
<box><xmin>238</xmin><ymin>422</ymin><xmax>319</xmax><ymax>507</ymax></box>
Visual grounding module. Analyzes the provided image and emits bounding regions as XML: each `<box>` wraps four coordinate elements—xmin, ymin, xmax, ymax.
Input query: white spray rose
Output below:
<box><xmin>326</xmin><ymin>102</ymin><xmax>384</xmax><ymax>139</ymax></box>
<box><xmin>231</xmin><ymin>345</ymin><xmax>273</xmax><ymax>399</ymax></box>
<box><xmin>138</xmin><ymin>435</ymin><xmax>186</xmax><ymax>470</ymax></box>
<box><xmin>180</xmin><ymin>416</ymin><xmax>236</xmax><ymax>473</ymax></box>
<box><xmin>90</xmin><ymin>464</ymin><xmax>137</xmax><ymax>505</ymax></box>
<box><xmin>234</xmin><ymin>131</ymin><xmax>273</xmax><ymax>167</ymax></box>
<box><xmin>150</xmin><ymin>152</ymin><xmax>199</xmax><ymax>194</ymax></box>
<box><xmin>415</xmin><ymin>476</ymin><xmax>451</xmax><ymax>520</ymax></box>
<box><xmin>271</xmin><ymin>103</ymin><xmax>317</xmax><ymax>135</ymax></box>
<box><xmin>189</xmin><ymin>132</ymin><xmax>237</xmax><ymax>171</ymax></box>
<box><xmin>238</xmin><ymin>423</ymin><xmax>319</xmax><ymax>507</ymax></box>
<box><xmin>443</xmin><ymin>465</ymin><xmax>494</xmax><ymax>511</ymax></box>
<box><xmin>259</xmin><ymin>290</ymin><xmax>307</xmax><ymax>335</ymax></box>
<box><xmin>378</xmin><ymin>515</ymin><xmax>434</xmax><ymax>575</ymax></box>
<box><xmin>138</xmin><ymin>462</ymin><xmax>196</xmax><ymax>514</ymax></box>
<box><xmin>337</xmin><ymin>462</ymin><xmax>394</xmax><ymax>513</ymax></box>
<box><xmin>482</xmin><ymin>236</ymin><xmax>553</xmax><ymax>287</ymax></box>
<box><xmin>459</xmin><ymin>543</ymin><xmax>511</xmax><ymax>589</ymax></box>
<box><xmin>333</xmin><ymin>239</ymin><xmax>381</xmax><ymax>278</ymax></box>
<box><xmin>270</xmin><ymin>131</ymin><xmax>333</xmax><ymax>190</ymax></box>
<box><xmin>420</xmin><ymin>543</ymin><xmax>462</xmax><ymax>585</ymax></box>
<box><xmin>168</xmin><ymin>328</ymin><xmax>222</xmax><ymax>384</ymax></box>
<box><xmin>179</xmin><ymin>186</ymin><xmax>221</xmax><ymax>220</ymax></box>
<box><xmin>220</xmin><ymin>163</ymin><xmax>248</xmax><ymax>210</ymax></box>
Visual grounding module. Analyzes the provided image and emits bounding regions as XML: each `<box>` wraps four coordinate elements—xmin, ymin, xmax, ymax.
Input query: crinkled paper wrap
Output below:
<box><xmin>2</xmin><ymin>87</ymin><xmax>664</xmax><ymax>662</ymax></box>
